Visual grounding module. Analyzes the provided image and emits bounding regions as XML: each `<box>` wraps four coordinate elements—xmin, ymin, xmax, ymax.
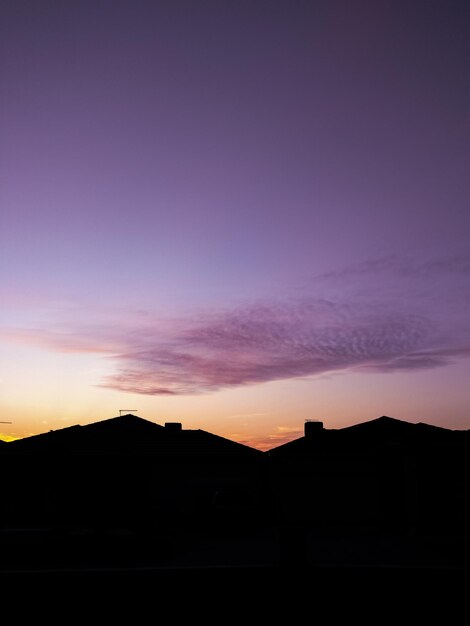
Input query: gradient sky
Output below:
<box><xmin>1</xmin><ymin>0</ymin><xmax>469</xmax><ymax>448</ymax></box>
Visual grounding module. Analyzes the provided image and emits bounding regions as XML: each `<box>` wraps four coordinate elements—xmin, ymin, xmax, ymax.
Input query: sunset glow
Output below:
<box><xmin>1</xmin><ymin>1</ymin><xmax>469</xmax><ymax>448</ymax></box>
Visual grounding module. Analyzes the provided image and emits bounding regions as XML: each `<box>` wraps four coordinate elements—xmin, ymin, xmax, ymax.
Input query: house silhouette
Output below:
<box><xmin>1</xmin><ymin>413</ymin><xmax>470</xmax><ymax>572</ymax></box>
<box><xmin>2</xmin><ymin>414</ymin><xmax>265</xmax><ymax>539</ymax></box>
<box><xmin>8</xmin><ymin>413</ymin><xmax>262</xmax><ymax>458</ymax></box>
<box><xmin>267</xmin><ymin>416</ymin><xmax>470</xmax><ymax>566</ymax></box>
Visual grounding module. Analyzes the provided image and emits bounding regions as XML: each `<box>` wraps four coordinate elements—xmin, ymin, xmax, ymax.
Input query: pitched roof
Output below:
<box><xmin>268</xmin><ymin>415</ymin><xmax>469</xmax><ymax>457</ymax></box>
<box><xmin>335</xmin><ymin>415</ymin><xmax>459</xmax><ymax>442</ymax></box>
<box><xmin>8</xmin><ymin>413</ymin><xmax>262</xmax><ymax>458</ymax></box>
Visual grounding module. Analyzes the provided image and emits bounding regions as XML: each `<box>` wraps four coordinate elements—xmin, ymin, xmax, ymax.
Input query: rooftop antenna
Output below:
<box><xmin>119</xmin><ymin>410</ymin><xmax>138</xmax><ymax>417</ymax></box>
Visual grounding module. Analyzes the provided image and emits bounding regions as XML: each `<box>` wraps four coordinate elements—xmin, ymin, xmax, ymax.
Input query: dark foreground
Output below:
<box><xmin>1</xmin><ymin>527</ymin><xmax>469</xmax><ymax>605</ymax></box>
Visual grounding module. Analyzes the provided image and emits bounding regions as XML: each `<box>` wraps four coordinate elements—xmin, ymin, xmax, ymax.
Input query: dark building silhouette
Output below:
<box><xmin>2</xmin><ymin>414</ymin><xmax>263</xmax><ymax>529</ymax></box>
<box><xmin>269</xmin><ymin>415</ymin><xmax>470</xmax><ymax>527</ymax></box>
<box><xmin>1</xmin><ymin>413</ymin><xmax>470</xmax><ymax>573</ymax></box>
<box><xmin>269</xmin><ymin>416</ymin><xmax>470</xmax><ymax>567</ymax></box>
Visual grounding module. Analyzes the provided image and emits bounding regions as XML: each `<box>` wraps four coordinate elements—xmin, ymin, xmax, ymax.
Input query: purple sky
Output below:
<box><xmin>1</xmin><ymin>1</ymin><xmax>469</xmax><ymax>446</ymax></box>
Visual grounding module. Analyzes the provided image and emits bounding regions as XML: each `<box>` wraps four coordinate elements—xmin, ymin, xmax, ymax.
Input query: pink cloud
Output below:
<box><xmin>3</xmin><ymin>256</ymin><xmax>470</xmax><ymax>396</ymax></box>
<box><xmin>0</xmin><ymin>328</ymin><xmax>119</xmax><ymax>354</ymax></box>
<box><xmin>98</xmin><ymin>301</ymin><xmax>439</xmax><ymax>394</ymax></box>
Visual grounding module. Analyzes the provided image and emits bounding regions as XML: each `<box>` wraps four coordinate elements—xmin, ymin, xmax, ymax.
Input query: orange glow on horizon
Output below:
<box><xmin>0</xmin><ymin>433</ymin><xmax>20</xmax><ymax>442</ymax></box>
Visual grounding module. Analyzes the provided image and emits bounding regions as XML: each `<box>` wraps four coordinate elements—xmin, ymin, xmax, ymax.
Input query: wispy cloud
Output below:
<box><xmin>226</xmin><ymin>413</ymin><xmax>267</xmax><ymax>419</ymax></box>
<box><xmin>315</xmin><ymin>255</ymin><xmax>470</xmax><ymax>283</ymax></box>
<box><xmin>2</xmin><ymin>255</ymin><xmax>470</xmax><ymax>396</ymax></box>
<box><xmin>0</xmin><ymin>328</ymin><xmax>119</xmax><ymax>353</ymax></box>
<box><xmin>236</xmin><ymin>426</ymin><xmax>304</xmax><ymax>451</ymax></box>
<box><xmin>98</xmin><ymin>302</ymin><xmax>447</xmax><ymax>394</ymax></box>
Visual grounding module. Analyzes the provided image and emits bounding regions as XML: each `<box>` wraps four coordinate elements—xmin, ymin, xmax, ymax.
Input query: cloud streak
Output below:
<box><xmin>235</xmin><ymin>426</ymin><xmax>305</xmax><ymax>451</ymax></box>
<box><xmin>2</xmin><ymin>256</ymin><xmax>470</xmax><ymax>396</ymax></box>
<box><xmin>101</xmin><ymin>255</ymin><xmax>470</xmax><ymax>394</ymax></box>
<box><xmin>98</xmin><ymin>301</ymin><xmax>447</xmax><ymax>395</ymax></box>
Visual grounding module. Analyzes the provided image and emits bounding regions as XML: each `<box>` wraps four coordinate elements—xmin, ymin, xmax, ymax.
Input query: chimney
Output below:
<box><xmin>304</xmin><ymin>419</ymin><xmax>323</xmax><ymax>438</ymax></box>
<box><xmin>165</xmin><ymin>422</ymin><xmax>182</xmax><ymax>432</ymax></box>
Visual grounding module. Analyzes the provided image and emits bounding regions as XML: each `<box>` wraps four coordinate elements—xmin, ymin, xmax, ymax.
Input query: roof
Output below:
<box><xmin>268</xmin><ymin>415</ymin><xmax>470</xmax><ymax>457</ymax></box>
<box><xmin>339</xmin><ymin>415</ymin><xmax>453</xmax><ymax>438</ymax></box>
<box><xmin>8</xmin><ymin>413</ymin><xmax>262</xmax><ymax>458</ymax></box>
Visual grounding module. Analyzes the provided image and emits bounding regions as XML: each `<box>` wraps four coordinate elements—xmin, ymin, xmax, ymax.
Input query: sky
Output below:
<box><xmin>1</xmin><ymin>0</ymin><xmax>469</xmax><ymax>449</ymax></box>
